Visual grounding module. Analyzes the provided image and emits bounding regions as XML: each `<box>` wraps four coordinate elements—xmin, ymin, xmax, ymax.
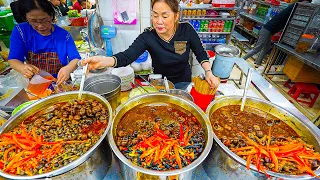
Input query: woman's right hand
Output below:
<box><xmin>81</xmin><ymin>56</ymin><xmax>115</xmax><ymax>71</ymax></box>
<box><xmin>21</xmin><ymin>64</ymin><xmax>39</xmax><ymax>78</ymax></box>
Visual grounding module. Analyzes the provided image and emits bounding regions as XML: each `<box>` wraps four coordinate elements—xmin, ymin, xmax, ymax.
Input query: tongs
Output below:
<box><xmin>137</xmin><ymin>75</ymin><xmax>159</xmax><ymax>92</ymax></box>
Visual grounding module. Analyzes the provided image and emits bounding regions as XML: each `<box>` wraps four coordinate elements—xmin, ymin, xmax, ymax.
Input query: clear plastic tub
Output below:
<box><xmin>295</xmin><ymin>34</ymin><xmax>315</xmax><ymax>53</ymax></box>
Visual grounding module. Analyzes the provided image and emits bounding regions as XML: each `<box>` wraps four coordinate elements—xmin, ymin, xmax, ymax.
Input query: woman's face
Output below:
<box><xmin>51</xmin><ymin>0</ymin><xmax>60</xmax><ymax>6</ymax></box>
<box><xmin>26</xmin><ymin>9</ymin><xmax>53</xmax><ymax>36</ymax></box>
<box><xmin>81</xmin><ymin>1</ymin><xmax>92</xmax><ymax>9</ymax></box>
<box><xmin>152</xmin><ymin>1</ymin><xmax>179</xmax><ymax>35</ymax></box>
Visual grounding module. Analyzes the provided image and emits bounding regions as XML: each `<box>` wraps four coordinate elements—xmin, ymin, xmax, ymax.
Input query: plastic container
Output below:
<box><xmin>212</xmin><ymin>45</ymin><xmax>240</xmax><ymax>79</ymax></box>
<box><xmin>295</xmin><ymin>34</ymin><xmax>315</xmax><ymax>53</ymax></box>
<box><xmin>148</xmin><ymin>74</ymin><xmax>162</xmax><ymax>81</ymax></box>
<box><xmin>0</xmin><ymin>11</ymin><xmax>14</xmax><ymax>31</ymax></box>
<box><xmin>70</xmin><ymin>17</ymin><xmax>87</xmax><ymax>26</ymax></box>
<box><xmin>190</xmin><ymin>87</ymin><xmax>214</xmax><ymax>111</ymax></box>
<box><xmin>135</xmin><ymin>51</ymin><xmax>148</xmax><ymax>63</ymax></box>
<box><xmin>26</xmin><ymin>70</ymin><xmax>54</xmax><ymax>96</ymax></box>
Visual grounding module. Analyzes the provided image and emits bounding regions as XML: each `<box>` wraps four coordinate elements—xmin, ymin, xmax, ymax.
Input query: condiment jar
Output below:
<box><xmin>295</xmin><ymin>34</ymin><xmax>315</xmax><ymax>53</ymax></box>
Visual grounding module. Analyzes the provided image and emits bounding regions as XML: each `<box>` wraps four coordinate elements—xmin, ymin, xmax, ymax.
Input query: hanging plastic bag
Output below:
<box><xmin>112</xmin><ymin>0</ymin><xmax>137</xmax><ymax>25</ymax></box>
<box><xmin>27</xmin><ymin>70</ymin><xmax>54</xmax><ymax>96</ymax></box>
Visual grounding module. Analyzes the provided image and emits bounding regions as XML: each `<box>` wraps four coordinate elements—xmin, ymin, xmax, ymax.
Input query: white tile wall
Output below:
<box><xmin>99</xmin><ymin>0</ymin><xmax>151</xmax><ymax>54</ymax></box>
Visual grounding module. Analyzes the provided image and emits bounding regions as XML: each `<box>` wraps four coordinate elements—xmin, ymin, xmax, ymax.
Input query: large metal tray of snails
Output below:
<box><xmin>0</xmin><ymin>92</ymin><xmax>112</xmax><ymax>178</ymax></box>
<box><xmin>208</xmin><ymin>96</ymin><xmax>320</xmax><ymax>178</ymax></box>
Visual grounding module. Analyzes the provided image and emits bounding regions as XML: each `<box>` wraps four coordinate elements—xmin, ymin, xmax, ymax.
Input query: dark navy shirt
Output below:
<box><xmin>114</xmin><ymin>22</ymin><xmax>209</xmax><ymax>83</ymax></box>
<box><xmin>264</xmin><ymin>3</ymin><xmax>295</xmax><ymax>35</ymax></box>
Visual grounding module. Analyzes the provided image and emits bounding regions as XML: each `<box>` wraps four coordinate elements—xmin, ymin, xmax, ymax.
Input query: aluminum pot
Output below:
<box><xmin>108</xmin><ymin>93</ymin><xmax>213</xmax><ymax>180</ymax></box>
<box><xmin>0</xmin><ymin>91</ymin><xmax>113</xmax><ymax>179</ymax></box>
<box><xmin>84</xmin><ymin>74</ymin><xmax>121</xmax><ymax>111</ymax></box>
<box><xmin>212</xmin><ymin>45</ymin><xmax>240</xmax><ymax>79</ymax></box>
<box><xmin>204</xmin><ymin>96</ymin><xmax>320</xmax><ymax>180</ymax></box>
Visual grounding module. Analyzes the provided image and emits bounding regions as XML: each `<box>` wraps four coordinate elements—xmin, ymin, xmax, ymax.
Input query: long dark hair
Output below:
<box><xmin>18</xmin><ymin>0</ymin><xmax>55</xmax><ymax>22</ymax></box>
<box><xmin>151</xmin><ymin>0</ymin><xmax>179</xmax><ymax>14</ymax></box>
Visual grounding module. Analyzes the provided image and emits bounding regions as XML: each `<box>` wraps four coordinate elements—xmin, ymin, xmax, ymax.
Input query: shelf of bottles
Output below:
<box><xmin>179</xmin><ymin>4</ymin><xmax>237</xmax><ymax>44</ymax></box>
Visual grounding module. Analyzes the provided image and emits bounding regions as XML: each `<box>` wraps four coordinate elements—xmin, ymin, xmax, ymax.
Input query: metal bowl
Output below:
<box><xmin>167</xmin><ymin>89</ymin><xmax>194</xmax><ymax>102</ymax></box>
<box><xmin>0</xmin><ymin>91</ymin><xmax>113</xmax><ymax>179</ymax></box>
<box><xmin>108</xmin><ymin>93</ymin><xmax>213</xmax><ymax>178</ymax></box>
<box><xmin>214</xmin><ymin>44</ymin><xmax>240</xmax><ymax>57</ymax></box>
<box><xmin>205</xmin><ymin>96</ymin><xmax>320</xmax><ymax>179</ymax></box>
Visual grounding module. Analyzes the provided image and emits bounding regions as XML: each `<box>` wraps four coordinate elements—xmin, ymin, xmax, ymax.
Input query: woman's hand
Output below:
<box><xmin>205</xmin><ymin>71</ymin><xmax>220</xmax><ymax>88</ymax></box>
<box><xmin>81</xmin><ymin>56</ymin><xmax>115</xmax><ymax>71</ymax></box>
<box><xmin>57</xmin><ymin>66</ymin><xmax>73</xmax><ymax>85</ymax></box>
<box><xmin>21</xmin><ymin>64</ymin><xmax>39</xmax><ymax>78</ymax></box>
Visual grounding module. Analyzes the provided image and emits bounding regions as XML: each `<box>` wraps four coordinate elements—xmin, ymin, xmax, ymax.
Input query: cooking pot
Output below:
<box><xmin>108</xmin><ymin>93</ymin><xmax>213</xmax><ymax>179</ymax></box>
<box><xmin>84</xmin><ymin>74</ymin><xmax>121</xmax><ymax>111</ymax></box>
<box><xmin>0</xmin><ymin>91</ymin><xmax>113</xmax><ymax>179</ymax></box>
<box><xmin>204</xmin><ymin>96</ymin><xmax>320</xmax><ymax>179</ymax></box>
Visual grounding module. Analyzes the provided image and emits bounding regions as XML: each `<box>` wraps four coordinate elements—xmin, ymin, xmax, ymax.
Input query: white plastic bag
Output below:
<box><xmin>0</xmin><ymin>70</ymin><xmax>29</xmax><ymax>88</ymax></box>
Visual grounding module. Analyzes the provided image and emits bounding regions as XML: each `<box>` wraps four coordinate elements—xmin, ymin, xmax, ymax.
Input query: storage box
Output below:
<box><xmin>283</xmin><ymin>55</ymin><xmax>320</xmax><ymax>84</ymax></box>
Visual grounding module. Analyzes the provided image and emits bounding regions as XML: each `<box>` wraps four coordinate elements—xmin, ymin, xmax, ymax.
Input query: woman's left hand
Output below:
<box><xmin>57</xmin><ymin>66</ymin><xmax>72</xmax><ymax>85</ymax></box>
<box><xmin>205</xmin><ymin>71</ymin><xmax>220</xmax><ymax>88</ymax></box>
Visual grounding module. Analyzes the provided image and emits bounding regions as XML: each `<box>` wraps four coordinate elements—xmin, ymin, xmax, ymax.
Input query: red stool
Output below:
<box><xmin>284</xmin><ymin>79</ymin><xmax>293</xmax><ymax>89</ymax></box>
<box><xmin>288</xmin><ymin>83</ymin><xmax>320</xmax><ymax>108</ymax></box>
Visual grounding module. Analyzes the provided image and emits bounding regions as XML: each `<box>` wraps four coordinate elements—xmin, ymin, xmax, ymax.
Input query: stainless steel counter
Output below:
<box><xmin>275</xmin><ymin>43</ymin><xmax>320</xmax><ymax>71</ymax></box>
<box><xmin>235</xmin><ymin>58</ymin><xmax>320</xmax><ymax>134</ymax></box>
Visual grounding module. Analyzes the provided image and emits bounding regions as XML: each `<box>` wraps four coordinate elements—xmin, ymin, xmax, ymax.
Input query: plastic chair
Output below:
<box><xmin>288</xmin><ymin>82</ymin><xmax>320</xmax><ymax>108</ymax></box>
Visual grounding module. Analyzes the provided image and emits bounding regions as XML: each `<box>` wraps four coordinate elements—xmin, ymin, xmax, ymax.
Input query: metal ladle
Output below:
<box><xmin>240</xmin><ymin>68</ymin><xmax>254</xmax><ymax>111</ymax></box>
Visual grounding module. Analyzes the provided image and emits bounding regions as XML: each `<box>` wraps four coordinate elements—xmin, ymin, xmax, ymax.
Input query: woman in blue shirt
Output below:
<box><xmin>8</xmin><ymin>0</ymin><xmax>81</xmax><ymax>85</ymax></box>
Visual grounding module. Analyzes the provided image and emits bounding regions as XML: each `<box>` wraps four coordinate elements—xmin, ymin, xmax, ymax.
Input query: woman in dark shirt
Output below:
<box><xmin>82</xmin><ymin>0</ymin><xmax>219</xmax><ymax>89</ymax></box>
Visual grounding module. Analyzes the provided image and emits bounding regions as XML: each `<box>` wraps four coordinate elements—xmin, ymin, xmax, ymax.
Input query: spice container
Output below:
<box><xmin>295</xmin><ymin>34</ymin><xmax>315</xmax><ymax>53</ymax></box>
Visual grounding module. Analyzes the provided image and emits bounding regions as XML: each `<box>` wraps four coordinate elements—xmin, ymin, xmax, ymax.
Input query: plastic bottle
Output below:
<box><xmin>221</xmin><ymin>20</ymin><xmax>225</xmax><ymax>32</ymax></box>
<box><xmin>204</xmin><ymin>20</ymin><xmax>209</xmax><ymax>32</ymax></box>
<box><xmin>228</xmin><ymin>20</ymin><xmax>233</xmax><ymax>32</ymax></box>
<box><xmin>200</xmin><ymin>20</ymin><xmax>205</xmax><ymax>32</ymax></box>
<box><xmin>209</xmin><ymin>20</ymin><xmax>214</xmax><ymax>32</ymax></box>
<box><xmin>195</xmin><ymin>20</ymin><xmax>200</xmax><ymax>32</ymax></box>
<box><xmin>224</xmin><ymin>20</ymin><xmax>228</xmax><ymax>32</ymax></box>
<box><xmin>264</xmin><ymin>7</ymin><xmax>272</xmax><ymax>24</ymax></box>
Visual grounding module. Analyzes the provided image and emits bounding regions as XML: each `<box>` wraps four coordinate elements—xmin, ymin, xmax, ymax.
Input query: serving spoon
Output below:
<box><xmin>77</xmin><ymin>52</ymin><xmax>90</xmax><ymax>100</ymax></box>
<box><xmin>240</xmin><ymin>68</ymin><xmax>253</xmax><ymax>111</ymax></box>
<box><xmin>164</xmin><ymin>77</ymin><xmax>170</xmax><ymax>92</ymax></box>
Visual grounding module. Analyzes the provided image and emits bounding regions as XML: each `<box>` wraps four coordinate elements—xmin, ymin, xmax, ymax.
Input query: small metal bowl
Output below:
<box><xmin>89</xmin><ymin>67</ymin><xmax>109</xmax><ymax>73</ymax></box>
<box><xmin>167</xmin><ymin>89</ymin><xmax>194</xmax><ymax>102</ymax></box>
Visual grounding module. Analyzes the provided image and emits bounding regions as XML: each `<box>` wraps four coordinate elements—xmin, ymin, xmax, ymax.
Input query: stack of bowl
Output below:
<box><xmin>111</xmin><ymin>66</ymin><xmax>134</xmax><ymax>91</ymax></box>
<box><xmin>83</xmin><ymin>74</ymin><xmax>121</xmax><ymax>111</ymax></box>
